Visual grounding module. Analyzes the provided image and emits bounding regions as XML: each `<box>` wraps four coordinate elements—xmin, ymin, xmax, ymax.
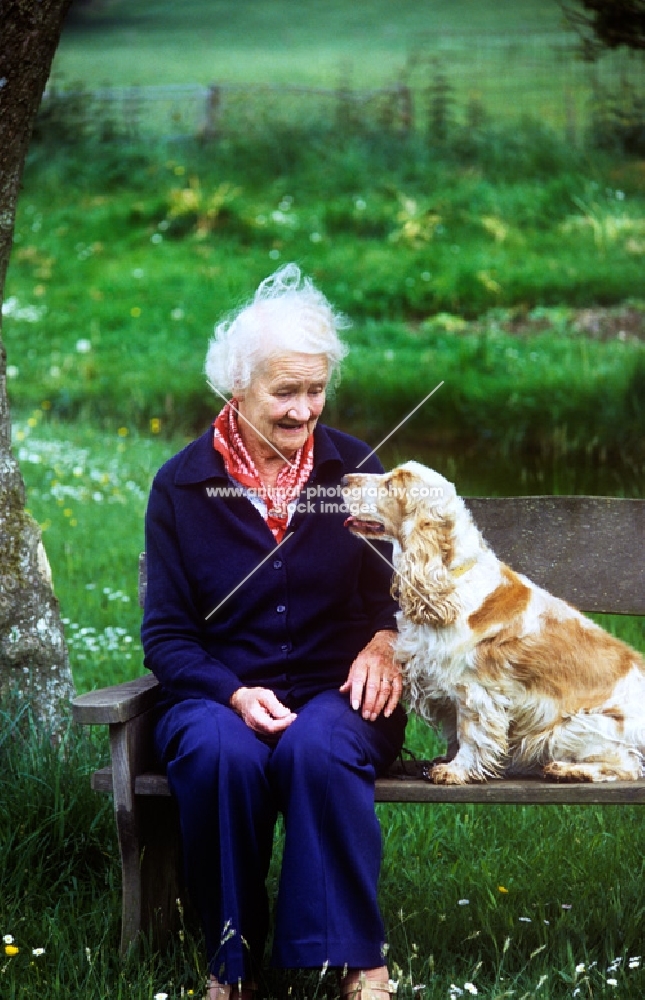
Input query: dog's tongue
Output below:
<box><xmin>344</xmin><ymin>515</ymin><xmax>384</xmax><ymax>533</ymax></box>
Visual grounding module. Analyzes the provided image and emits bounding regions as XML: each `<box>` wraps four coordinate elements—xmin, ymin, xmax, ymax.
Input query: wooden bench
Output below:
<box><xmin>71</xmin><ymin>495</ymin><xmax>645</xmax><ymax>956</ymax></box>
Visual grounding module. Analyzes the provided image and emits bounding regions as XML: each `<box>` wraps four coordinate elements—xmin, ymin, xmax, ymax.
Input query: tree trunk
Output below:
<box><xmin>1</xmin><ymin>0</ymin><xmax>76</xmax><ymax>730</ymax></box>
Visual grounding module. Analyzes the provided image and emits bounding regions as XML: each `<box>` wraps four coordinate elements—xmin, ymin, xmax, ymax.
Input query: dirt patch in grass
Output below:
<box><xmin>462</xmin><ymin>303</ymin><xmax>645</xmax><ymax>341</ymax></box>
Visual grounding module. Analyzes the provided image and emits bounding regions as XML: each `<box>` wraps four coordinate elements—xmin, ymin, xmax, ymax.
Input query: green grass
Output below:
<box><xmin>56</xmin><ymin>0</ymin><xmax>568</xmax><ymax>90</ymax></box>
<box><xmin>4</xmin><ymin>139</ymin><xmax>645</xmax><ymax>458</ymax></box>
<box><xmin>50</xmin><ymin>0</ymin><xmax>645</xmax><ymax>143</ymax></box>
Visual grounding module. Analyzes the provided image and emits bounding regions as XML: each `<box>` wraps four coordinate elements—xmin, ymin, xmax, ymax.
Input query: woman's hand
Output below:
<box><xmin>339</xmin><ymin>629</ymin><xmax>402</xmax><ymax>721</ymax></box>
<box><xmin>230</xmin><ymin>686</ymin><xmax>297</xmax><ymax>735</ymax></box>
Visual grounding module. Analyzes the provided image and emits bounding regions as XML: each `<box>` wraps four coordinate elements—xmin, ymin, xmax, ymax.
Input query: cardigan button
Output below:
<box><xmin>273</xmin><ymin>560</ymin><xmax>283</xmax><ymax>569</ymax></box>
<box><xmin>281</xmin><ymin>643</ymin><xmax>289</xmax><ymax>652</ymax></box>
<box><xmin>276</xmin><ymin>604</ymin><xmax>286</xmax><ymax>613</ymax></box>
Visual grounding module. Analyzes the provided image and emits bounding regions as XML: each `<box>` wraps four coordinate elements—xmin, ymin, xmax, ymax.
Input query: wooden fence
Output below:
<box><xmin>38</xmin><ymin>42</ymin><xmax>645</xmax><ymax>146</ymax></box>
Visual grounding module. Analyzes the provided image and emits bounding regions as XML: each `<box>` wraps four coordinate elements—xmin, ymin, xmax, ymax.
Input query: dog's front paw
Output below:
<box><xmin>430</xmin><ymin>762</ymin><xmax>471</xmax><ymax>785</ymax></box>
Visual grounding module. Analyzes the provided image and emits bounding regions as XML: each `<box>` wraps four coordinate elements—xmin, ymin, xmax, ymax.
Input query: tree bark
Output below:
<box><xmin>1</xmin><ymin>0</ymin><xmax>76</xmax><ymax>730</ymax></box>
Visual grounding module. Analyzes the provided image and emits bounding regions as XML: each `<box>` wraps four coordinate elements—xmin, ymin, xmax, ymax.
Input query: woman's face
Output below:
<box><xmin>237</xmin><ymin>353</ymin><xmax>329</xmax><ymax>459</ymax></box>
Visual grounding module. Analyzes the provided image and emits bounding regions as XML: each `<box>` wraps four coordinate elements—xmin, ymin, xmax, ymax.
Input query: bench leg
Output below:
<box><xmin>110</xmin><ymin>720</ymin><xmax>145</xmax><ymax>954</ymax></box>
<box><xmin>139</xmin><ymin>794</ymin><xmax>185</xmax><ymax>946</ymax></box>
<box><xmin>110</xmin><ymin>715</ymin><xmax>189</xmax><ymax>953</ymax></box>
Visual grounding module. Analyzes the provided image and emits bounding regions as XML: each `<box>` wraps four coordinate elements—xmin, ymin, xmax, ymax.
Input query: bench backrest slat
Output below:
<box><xmin>466</xmin><ymin>497</ymin><xmax>645</xmax><ymax>615</ymax></box>
<box><xmin>137</xmin><ymin>497</ymin><xmax>645</xmax><ymax>616</ymax></box>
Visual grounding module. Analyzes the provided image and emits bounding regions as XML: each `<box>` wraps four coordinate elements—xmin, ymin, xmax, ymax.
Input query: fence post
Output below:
<box><xmin>399</xmin><ymin>83</ymin><xmax>413</xmax><ymax>134</ymax></box>
<box><xmin>202</xmin><ymin>85</ymin><xmax>221</xmax><ymax>141</ymax></box>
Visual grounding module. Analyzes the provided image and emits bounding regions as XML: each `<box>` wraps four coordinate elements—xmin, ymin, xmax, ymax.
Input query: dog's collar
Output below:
<box><xmin>451</xmin><ymin>556</ymin><xmax>478</xmax><ymax>578</ymax></box>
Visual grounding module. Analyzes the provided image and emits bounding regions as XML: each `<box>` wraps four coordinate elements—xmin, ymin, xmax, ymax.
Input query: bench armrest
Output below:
<box><xmin>72</xmin><ymin>673</ymin><xmax>160</xmax><ymax>725</ymax></box>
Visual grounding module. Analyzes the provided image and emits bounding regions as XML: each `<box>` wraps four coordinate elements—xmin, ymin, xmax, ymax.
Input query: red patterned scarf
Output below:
<box><xmin>212</xmin><ymin>398</ymin><xmax>314</xmax><ymax>542</ymax></box>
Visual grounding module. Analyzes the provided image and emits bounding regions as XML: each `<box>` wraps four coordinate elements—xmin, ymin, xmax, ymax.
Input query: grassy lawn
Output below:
<box><xmin>5</xmin><ymin>138</ymin><xmax>645</xmax><ymax>457</ymax></box>
<box><xmin>56</xmin><ymin>0</ymin><xmax>567</xmax><ymax>89</ymax></box>
<box><xmin>51</xmin><ymin>0</ymin><xmax>645</xmax><ymax>138</ymax></box>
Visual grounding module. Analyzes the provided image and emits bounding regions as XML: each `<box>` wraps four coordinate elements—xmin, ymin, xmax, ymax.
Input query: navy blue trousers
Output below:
<box><xmin>154</xmin><ymin>689</ymin><xmax>406</xmax><ymax>984</ymax></box>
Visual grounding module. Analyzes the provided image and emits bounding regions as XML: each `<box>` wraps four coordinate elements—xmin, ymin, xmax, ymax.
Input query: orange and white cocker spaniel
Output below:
<box><xmin>343</xmin><ymin>462</ymin><xmax>645</xmax><ymax>784</ymax></box>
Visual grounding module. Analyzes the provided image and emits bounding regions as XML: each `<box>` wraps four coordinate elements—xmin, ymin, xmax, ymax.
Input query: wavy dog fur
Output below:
<box><xmin>343</xmin><ymin>462</ymin><xmax>645</xmax><ymax>783</ymax></box>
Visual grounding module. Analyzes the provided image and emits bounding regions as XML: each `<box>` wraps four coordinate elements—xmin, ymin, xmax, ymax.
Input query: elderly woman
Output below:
<box><xmin>142</xmin><ymin>264</ymin><xmax>406</xmax><ymax>1000</ymax></box>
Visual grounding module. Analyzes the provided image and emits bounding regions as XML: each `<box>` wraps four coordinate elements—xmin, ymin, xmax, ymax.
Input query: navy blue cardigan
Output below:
<box><xmin>141</xmin><ymin>423</ymin><xmax>399</xmax><ymax>710</ymax></box>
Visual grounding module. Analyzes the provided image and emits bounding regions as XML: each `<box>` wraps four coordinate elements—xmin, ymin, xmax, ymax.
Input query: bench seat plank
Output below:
<box><xmin>90</xmin><ymin>765</ymin><xmax>645</xmax><ymax>805</ymax></box>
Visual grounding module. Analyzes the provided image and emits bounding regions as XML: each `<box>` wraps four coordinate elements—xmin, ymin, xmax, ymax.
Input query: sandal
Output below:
<box><xmin>208</xmin><ymin>976</ymin><xmax>257</xmax><ymax>1000</ymax></box>
<box><xmin>341</xmin><ymin>971</ymin><xmax>398</xmax><ymax>999</ymax></box>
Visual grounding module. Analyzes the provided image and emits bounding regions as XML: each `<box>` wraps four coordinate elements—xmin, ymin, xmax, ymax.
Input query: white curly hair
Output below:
<box><xmin>204</xmin><ymin>263</ymin><xmax>350</xmax><ymax>395</ymax></box>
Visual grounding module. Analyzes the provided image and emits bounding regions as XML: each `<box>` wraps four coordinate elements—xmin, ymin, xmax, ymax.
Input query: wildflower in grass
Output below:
<box><xmin>464</xmin><ymin>983</ymin><xmax>478</xmax><ymax>994</ymax></box>
<box><xmin>154</xmin><ymin>993</ymin><xmax>169</xmax><ymax>1000</ymax></box>
<box><xmin>32</xmin><ymin>948</ymin><xmax>45</xmax><ymax>956</ymax></box>
<box><xmin>117</xmin><ymin>427</ymin><xmax>129</xmax><ymax>437</ymax></box>
<box><xmin>2</xmin><ymin>296</ymin><xmax>45</xmax><ymax>321</ymax></box>
<box><xmin>561</xmin><ymin>903</ymin><xmax>572</xmax><ymax>909</ymax></box>
<box><xmin>629</xmin><ymin>957</ymin><xmax>641</xmax><ymax>969</ymax></box>
<box><xmin>458</xmin><ymin>898</ymin><xmax>469</xmax><ymax>905</ymax></box>
<box><xmin>575</xmin><ymin>963</ymin><xmax>585</xmax><ymax>974</ymax></box>
<box><xmin>449</xmin><ymin>986</ymin><xmax>464</xmax><ymax>997</ymax></box>
<box><xmin>171</xmin><ymin>308</ymin><xmax>184</xmax><ymax>320</ymax></box>
<box><xmin>497</xmin><ymin>885</ymin><xmax>509</xmax><ymax>893</ymax></box>
<box><xmin>607</xmin><ymin>978</ymin><xmax>618</xmax><ymax>986</ymax></box>
<box><xmin>519</xmin><ymin>916</ymin><xmax>532</xmax><ymax>922</ymax></box>
<box><xmin>5</xmin><ymin>944</ymin><xmax>19</xmax><ymax>956</ymax></box>
<box><xmin>150</xmin><ymin>418</ymin><xmax>161</xmax><ymax>434</ymax></box>
<box><xmin>76</xmin><ymin>339</ymin><xmax>91</xmax><ymax>353</ymax></box>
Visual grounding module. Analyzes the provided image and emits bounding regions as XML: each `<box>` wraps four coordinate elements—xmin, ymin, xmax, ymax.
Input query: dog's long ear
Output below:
<box><xmin>393</xmin><ymin>507</ymin><xmax>459</xmax><ymax>627</ymax></box>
